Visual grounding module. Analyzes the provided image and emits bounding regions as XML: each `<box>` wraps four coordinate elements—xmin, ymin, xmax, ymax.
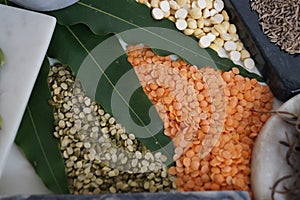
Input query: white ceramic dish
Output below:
<box><xmin>9</xmin><ymin>0</ymin><xmax>79</xmax><ymax>11</ymax></box>
<box><xmin>0</xmin><ymin>4</ymin><xmax>56</xmax><ymax>178</ymax></box>
<box><xmin>252</xmin><ymin>94</ymin><xmax>300</xmax><ymax>200</ymax></box>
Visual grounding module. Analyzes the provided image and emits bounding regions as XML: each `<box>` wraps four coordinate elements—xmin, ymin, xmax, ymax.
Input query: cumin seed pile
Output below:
<box><xmin>251</xmin><ymin>0</ymin><xmax>300</xmax><ymax>54</ymax></box>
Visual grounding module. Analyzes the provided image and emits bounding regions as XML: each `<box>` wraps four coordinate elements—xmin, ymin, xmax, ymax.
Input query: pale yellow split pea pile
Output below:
<box><xmin>137</xmin><ymin>0</ymin><xmax>255</xmax><ymax>69</ymax></box>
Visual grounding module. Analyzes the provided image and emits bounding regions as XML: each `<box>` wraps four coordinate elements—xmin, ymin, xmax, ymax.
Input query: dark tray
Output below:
<box><xmin>0</xmin><ymin>191</ymin><xmax>250</xmax><ymax>200</ymax></box>
<box><xmin>223</xmin><ymin>0</ymin><xmax>300</xmax><ymax>102</ymax></box>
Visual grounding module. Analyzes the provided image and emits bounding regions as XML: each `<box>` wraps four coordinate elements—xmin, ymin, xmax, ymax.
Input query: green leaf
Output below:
<box><xmin>14</xmin><ymin>0</ymin><xmax>265</xmax><ymax>193</ymax></box>
<box><xmin>44</xmin><ymin>0</ymin><xmax>263</xmax><ymax>178</ymax></box>
<box><xmin>0</xmin><ymin>0</ymin><xmax>22</xmax><ymax>7</ymax></box>
<box><xmin>0</xmin><ymin>48</ymin><xmax>5</xmax><ymax>67</ymax></box>
<box><xmin>47</xmin><ymin>24</ymin><xmax>113</xmax><ymax>75</ymax></box>
<box><xmin>95</xmin><ymin>54</ymin><xmax>173</xmax><ymax>155</ymax></box>
<box><xmin>47</xmin><ymin>0</ymin><xmax>263</xmax><ymax>81</ymax></box>
<box><xmin>0</xmin><ymin>47</ymin><xmax>4</xmax><ymax>129</ymax></box>
<box><xmin>48</xmin><ymin>23</ymin><xmax>175</xmax><ymax>165</ymax></box>
<box><xmin>0</xmin><ymin>0</ymin><xmax>9</xmax><ymax>5</ymax></box>
<box><xmin>15</xmin><ymin>59</ymin><xmax>69</xmax><ymax>194</ymax></box>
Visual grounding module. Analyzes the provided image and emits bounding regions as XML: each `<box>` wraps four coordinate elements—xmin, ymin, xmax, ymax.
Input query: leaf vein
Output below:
<box><xmin>65</xmin><ymin>25</ymin><xmax>172</xmax><ymax>159</ymax></box>
<box><xmin>27</xmin><ymin>106</ymin><xmax>63</xmax><ymax>193</ymax></box>
<box><xmin>77</xmin><ymin>1</ymin><xmax>226</xmax><ymax>68</ymax></box>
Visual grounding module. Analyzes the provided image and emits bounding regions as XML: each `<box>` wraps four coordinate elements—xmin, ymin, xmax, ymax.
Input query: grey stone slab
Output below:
<box><xmin>224</xmin><ymin>0</ymin><xmax>300</xmax><ymax>101</ymax></box>
<box><xmin>0</xmin><ymin>191</ymin><xmax>250</xmax><ymax>200</ymax></box>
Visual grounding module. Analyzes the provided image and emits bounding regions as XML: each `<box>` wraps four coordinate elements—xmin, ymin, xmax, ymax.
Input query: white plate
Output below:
<box><xmin>252</xmin><ymin>94</ymin><xmax>300</xmax><ymax>200</ymax></box>
<box><xmin>0</xmin><ymin>4</ymin><xmax>56</xmax><ymax>178</ymax></box>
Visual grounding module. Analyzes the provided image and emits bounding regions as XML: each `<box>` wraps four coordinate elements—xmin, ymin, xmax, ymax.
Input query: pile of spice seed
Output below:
<box><xmin>127</xmin><ymin>45</ymin><xmax>274</xmax><ymax>195</ymax></box>
<box><xmin>136</xmin><ymin>0</ymin><xmax>256</xmax><ymax>69</ymax></box>
<box><xmin>251</xmin><ymin>0</ymin><xmax>300</xmax><ymax>54</ymax></box>
<box><xmin>48</xmin><ymin>63</ymin><xmax>176</xmax><ymax>194</ymax></box>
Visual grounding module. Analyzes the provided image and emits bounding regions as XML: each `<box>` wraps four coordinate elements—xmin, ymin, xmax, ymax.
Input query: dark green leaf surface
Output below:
<box><xmin>96</xmin><ymin>55</ymin><xmax>173</xmax><ymax>154</ymax></box>
<box><xmin>0</xmin><ymin>48</ymin><xmax>5</xmax><ymax>67</ymax></box>
<box><xmin>15</xmin><ymin>59</ymin><xmax>69</xmax><ymax>194</ymax></box>
<box><xmin>0</xmin><ymin>0</ymin><xmax>11</xmax><ymax>5</ymax></box>
<box><xmin>48</xmin><ymin>23</ymin><xmax>175</xmax><ymax>165</ymax></box>
<box><xmin>47</xmin><ymin>24</ymin><xmax>113</xmax><ymax>75</ymax></box>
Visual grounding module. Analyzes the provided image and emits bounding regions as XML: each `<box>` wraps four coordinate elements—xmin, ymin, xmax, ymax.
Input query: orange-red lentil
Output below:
<box><xmin>126</xmin><ymin>45</ymin><xmax>273</xmax><ymax>196</ymax></box>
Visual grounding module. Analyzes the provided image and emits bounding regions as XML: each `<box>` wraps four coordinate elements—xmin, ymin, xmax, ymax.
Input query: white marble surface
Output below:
<box><xmin>0</xmin><ymin>144</ymin><xmax>51</xmax><ymax>195</ymax></box>
<box><xmin>0</xmin><ymin>4</ymin><xmax>56</xmax><ymax>182</ymax></box>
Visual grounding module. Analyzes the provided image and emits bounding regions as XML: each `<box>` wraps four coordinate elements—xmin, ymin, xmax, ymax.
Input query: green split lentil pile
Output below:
<box><xmin>48</xmin><ymin>63</ymin><xmax>176</xmax><ymax>194</ymax></box>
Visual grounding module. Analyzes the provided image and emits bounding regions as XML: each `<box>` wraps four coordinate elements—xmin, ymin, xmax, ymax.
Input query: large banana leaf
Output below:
<box><xmin>16</xmin><ymin>23</ymin><xmax>175</xmax><ymax>193</ymax></box>
<box><xmin>11</xmin><ymin>0</ymin><xmax>265</xmax><ymax>194</ymax></box>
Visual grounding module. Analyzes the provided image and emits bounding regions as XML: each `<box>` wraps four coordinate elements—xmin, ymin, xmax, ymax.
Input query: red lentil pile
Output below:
<box><xmin>126</xmin><ymin>45</ymin><xmax>273</xmax><ymax>195</ymax></box>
